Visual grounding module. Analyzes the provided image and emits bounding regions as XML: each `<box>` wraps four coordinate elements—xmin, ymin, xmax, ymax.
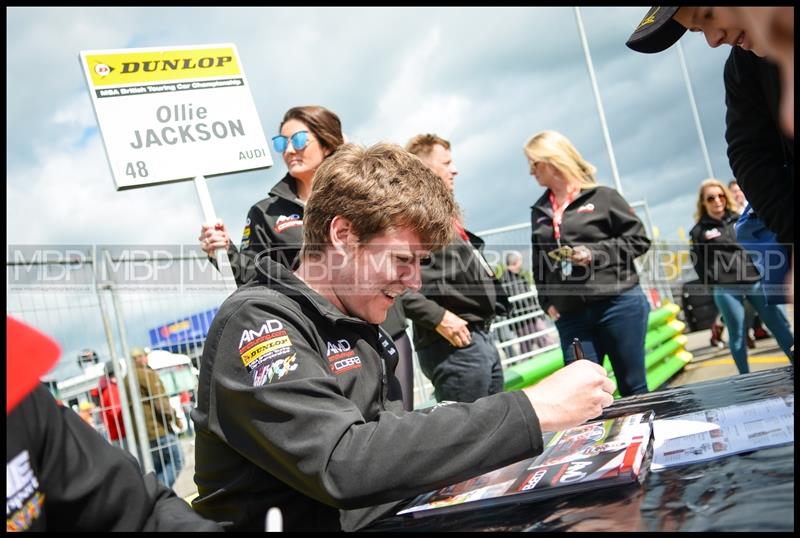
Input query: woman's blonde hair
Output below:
<box><xmin>694</xmin><ymin>178</ymin><xmax>735</xmax><ymax>221</ymax></box>
<box><xmin>523</xmin><ymin>130</ymin><xmax>597</xmax><ymax>189</ymax></box>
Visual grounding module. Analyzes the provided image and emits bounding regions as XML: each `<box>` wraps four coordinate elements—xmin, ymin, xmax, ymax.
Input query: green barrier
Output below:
<box><xmin>645</xmin><ymin>335</ymin><xmax>687</xmax><ymax>369</ymax></box>
<box><xmin>503</xmin><ymin>371</ymin><xmax>525</xmax><ymax>392</ymax></box>
<box><xmin>503</xmin><ymin>310</ymin><xmax>689</xmax><ymax>392</ymax></box>
<box><xmin>503</xmin><ymin>348</ymin><xmax>564</xmax><ymax>391</ymax></box>
<box><xmin>600</xmin><ymin>332</ymin><xmax>690</xmax><ymax>398</ymax></box>
<box><xmin>606</xmin><ymin>343</ymin><xmax>689</xmax><ymax>398</ymax></box>
<box><xmin>647</xmin><ymin>303</ymin><xmax>680</xmax><ymax>331</ymax></box>
<box><xmin>645</xmin><ymin>319</ymin><xmax>685</xmax><ymax>351</ymax></box>
<box><xmin>646</xmin><ymin>350</ymin><xmax>692</xmax><ymax>390</ymax></box>
<box><xmin>508</xmin><ymin>331</ymin><xmax>689</xmax><ymax>391</ymax></box>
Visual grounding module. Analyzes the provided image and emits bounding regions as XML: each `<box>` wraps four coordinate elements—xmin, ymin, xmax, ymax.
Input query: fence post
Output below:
<box><xmin>95</xmin><ymin>247</ymin><xmax>154</xmax><ymax>474</ymax></box>
<box><xmin>90</xmin><ymin>246</ymin><xmax>139</xmax><ymax>460</ymax></box>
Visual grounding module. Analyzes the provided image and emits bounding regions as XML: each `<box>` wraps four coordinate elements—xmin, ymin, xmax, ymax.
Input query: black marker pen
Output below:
<box><xmin>572</xmin><ymin>338</ymin><xmax>586</xmax><ymax>361</ymax></box>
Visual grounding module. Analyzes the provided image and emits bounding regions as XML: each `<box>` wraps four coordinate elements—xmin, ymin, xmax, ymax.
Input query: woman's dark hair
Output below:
<box><xmin>281</xmin><ymin>106</ymin><xmax>344</xmax><ymax>154</ymax></box>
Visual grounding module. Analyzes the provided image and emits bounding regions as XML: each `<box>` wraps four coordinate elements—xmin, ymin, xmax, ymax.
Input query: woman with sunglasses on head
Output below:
<box><xmin>199</xmin><ymin>105</ymin><xmax>344</xmax><ymax>282</ymax></box>
<box><xmin>525</xmin><ymin>130</ymin><xmax>652</xmax><ymax>397</ymax></box>
<box><xmin>689</xmin><ymin>179</ymin><xmax>794</xmax><ymax>374</ymax></box>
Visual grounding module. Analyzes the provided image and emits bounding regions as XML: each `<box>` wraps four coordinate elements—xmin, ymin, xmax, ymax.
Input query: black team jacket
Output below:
<box><xmin>7</xmin><ymin>385</ymin><xmax>222</xmax><ymax>532</ymax></box>
<box><xmin>530</xmin><ymin>185</ymin><xmax>651</xmax><ymax>315</ymax></box>
<box><xmin>689</xmin><ymin>209</ymin><xmax>762</xmax><ymax>287</ymax></box>
<box><xmin>402</xmin><ymin>229</ymin><xmax>510</xmax><ymax>350</ymax></box>
<box><xmin>191</xmin><ymin>257</ymin><xmax>543</xmax><ymax>532</ymax></box>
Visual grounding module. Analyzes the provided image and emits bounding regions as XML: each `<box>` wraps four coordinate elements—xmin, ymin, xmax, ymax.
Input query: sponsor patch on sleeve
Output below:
<box><xmin>238</xmin><ymin>319</ymin><xmax>298</xmax><ymax>385</ymax></box>
<box><xmin>240</xmin><ymin>217</ymin><xmax>252</xmax><ymax>248</ymax></box>
<box><xmin>326</xmin><ymin>339</ymin><xmax>362</xmax><ymax>375</ymax></box>
<box><xmin>252</xmin><ymin>353</ymin><xmax>298</xmax><ymax>387</ymax></box>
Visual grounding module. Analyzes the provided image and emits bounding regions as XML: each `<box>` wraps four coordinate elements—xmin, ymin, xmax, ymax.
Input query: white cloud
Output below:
<box><xmin>7</xmin><ymin>134</ymin><xmax>202</xmax><ymax>245</ymax></box>
<box><xmin>51</xmin><ymin>94</ymin><xmax>96</xmax><ymax>128</ymax></box>
<box><xmin>351</xmin><ymin>25</ymin><xmax>472</xmax><ymax>147</ymax></box>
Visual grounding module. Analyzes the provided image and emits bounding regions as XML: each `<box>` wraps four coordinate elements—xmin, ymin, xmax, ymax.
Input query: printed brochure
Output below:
<box><xmin>398</xmin><ymin>411</ymin><xmax>655</xmax><ymax>518</ymax></box>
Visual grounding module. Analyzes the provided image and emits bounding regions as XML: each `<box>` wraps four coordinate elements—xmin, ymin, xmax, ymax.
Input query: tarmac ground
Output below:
<box><xmin>668</xmin><ymin>325</ymin><xmax>792</xmax><ymax>386</ymax></box>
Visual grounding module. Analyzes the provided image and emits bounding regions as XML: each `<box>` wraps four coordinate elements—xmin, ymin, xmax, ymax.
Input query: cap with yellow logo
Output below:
<box><xmin>626</xmin><ymin>7</ymin><xmax>686</xmax><ymax>54</ymax></box>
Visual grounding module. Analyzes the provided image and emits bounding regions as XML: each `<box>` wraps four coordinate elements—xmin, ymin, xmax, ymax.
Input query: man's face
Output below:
<box><xmin>419</xmin><ymin>144</ymin><xmax>458</xmax><ymax>192</ymax></box>
<box><xmin>728</xmin><ymin>183</ymin><xmax>745</xmax><ymax>207</ymax></box>
<box><xmin>672</xmin><ymin>7</ymin><xmax>766</xmax><ymax>56</ymax></box>
<box><xmin>715</xmin><ymin>7</ymin><xmax>793</xmax><ymax>138</ymax></box>
<box><xmin>334</xmin><ymin>226</ymin><xmax>429</xmax><ymax>324</ymax></box>
<box><xmin>675</xmin><ymin>7</ymin><xmax>794</xmax><ymax>138</ymax></box>
<box><xmin>133</xmin><ymin>353</ymin><xmax>147</xmax><ymax>366</ymax></box>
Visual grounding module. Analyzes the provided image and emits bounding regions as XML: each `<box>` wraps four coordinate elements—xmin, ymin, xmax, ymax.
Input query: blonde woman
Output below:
<box><xmin>689</xmin><ymin>179</ymin><xmax>793</xmax><ymax>374</ymax></box>
<box><xmin>525</xmin><ymin>130</ymin><xmax>652</xmax><ymax>396</ymax></box>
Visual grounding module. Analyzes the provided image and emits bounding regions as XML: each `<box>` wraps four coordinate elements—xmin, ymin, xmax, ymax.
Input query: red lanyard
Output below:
<box><xmin>453</xmin><ymin>219</ymin><xmax>469</xmax><ymax>241</ymax></box>
<box><xmin>548</xmin><ymin>190</ymin><xmax>576</xmax><ymax>241</ymax></box>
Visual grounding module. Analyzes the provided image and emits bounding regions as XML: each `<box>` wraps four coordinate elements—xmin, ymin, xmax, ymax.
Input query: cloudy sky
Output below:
<box><xmin>7</xmin><ymin>6</ymin><xmax>736</xmax><ymax>380</ymax></box>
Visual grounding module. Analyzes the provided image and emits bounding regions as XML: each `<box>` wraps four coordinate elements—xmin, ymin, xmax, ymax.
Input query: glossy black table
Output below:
<box><xmin>367</xmin><ymin>366</ymin><xmax>794</xmax><ymax>532</ymax></box>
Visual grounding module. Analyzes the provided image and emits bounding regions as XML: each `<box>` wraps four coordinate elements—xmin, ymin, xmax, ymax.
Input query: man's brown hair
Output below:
<box><xmin>405</xmin><ymin>133</ymin><xmax>451</xmax><ymax>158</ymax></box>
<box><xmin>302</xmin><ymin>143</ymin><xmax>456</xmax><ymax>256</ymax></box>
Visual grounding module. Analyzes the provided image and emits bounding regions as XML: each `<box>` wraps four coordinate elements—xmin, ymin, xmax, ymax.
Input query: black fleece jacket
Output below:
<box><xmin>689</xmin><ymin>209</ymin><xmax>762</xmax><ymax>287</ymax></box>
<box><xmin>724</xmin><ymin>47</ymin><xmax>794</xmax><ymax>247</ymax></box>
<box><xmin>192</xmin><ymin>258</ymin><xmax>543</xmax><ymax>532</ymax></box>
<box><xmin>530</xmin><ymin>186</ymin><xmax>651</xmax><ymax>315</ymax></box>
<box><xmin>401</xmin><ymin>228</ymin><xmax>509</xmax><ymax>350</ymax></box>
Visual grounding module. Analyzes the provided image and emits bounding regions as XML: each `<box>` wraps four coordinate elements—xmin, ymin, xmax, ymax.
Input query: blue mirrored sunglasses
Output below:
<box><xmin>272</xmin><ymin>131</ymin><xmax>310</xmax><ymax>153</ymax></box>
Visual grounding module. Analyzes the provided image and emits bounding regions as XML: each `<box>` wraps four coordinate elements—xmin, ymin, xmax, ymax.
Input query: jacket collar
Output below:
<box><xmin>531</xmin><ymin>186</ymin><xmax>593</xmax><ymax>216</ymax></box>
<box><xmin>269</xmin><ymin>173</ymin><xmax>305</xmax><ymax>206</ymax></box>
<box><xmin>255</xmin><ymin>256</ymin><xmax>374</xmax><ymax>328</ymax></box>
<box><xmin>699</xmin><ymin>209</ymin><xmax>737</xmax><ymax>227</ymax></box>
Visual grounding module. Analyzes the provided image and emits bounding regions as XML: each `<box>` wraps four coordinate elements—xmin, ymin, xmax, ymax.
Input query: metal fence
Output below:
<box><xmin>7</xmin><ymin>245</ymin><xmax>230</xmax><ymax>479</ymax></box>
<box><xmin>8</xmin><ymin>206</ymin><xmax>693</xmax><ymax>417</ymax></box>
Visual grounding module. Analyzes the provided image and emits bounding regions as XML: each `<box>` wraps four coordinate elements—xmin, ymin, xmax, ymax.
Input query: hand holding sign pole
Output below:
<box><xmin>79</xmin><ymin>43</ymin><xmax>272</xmax><ymax>295</ymax></box>
<box><xmin>194</xmin><ymin>174</ymin><xmax>238</xmax><ymax>294</ymax></box>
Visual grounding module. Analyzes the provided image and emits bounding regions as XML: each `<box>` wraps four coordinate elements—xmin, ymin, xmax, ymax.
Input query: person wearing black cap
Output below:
<box><xmin>6</xmin><ymin>316</ymin><xmax>223</xmax><ymax>532</ymax></box>
<box><xmin>625</xmin><ymin>7</ymin><xmax>794</xmax><ymax>253</ymax></box>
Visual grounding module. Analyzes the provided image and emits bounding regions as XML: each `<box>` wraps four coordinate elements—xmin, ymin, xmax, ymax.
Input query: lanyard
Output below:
<box><xmin>548</xmin><ymin>190</ymin><xmax>576</xmax><ymax>242</ymax></box>
<box><xmin>453</xmin><ymin>219</ymin><xmax>469</xmax><ymax>241</ymax></box>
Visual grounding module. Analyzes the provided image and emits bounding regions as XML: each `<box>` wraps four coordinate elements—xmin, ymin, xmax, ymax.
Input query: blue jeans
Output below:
<box><xmin>150</xmin><ymin>433</ymin><xmax>184</xmax><ymax>488</ymax></box>
<box><xmin>713</xmin><ymin>280</ymin><xmax>794</xmax><ymax>374</ymax></box>
<box><xmin>555</xmin><ymin>285</ymin><xmax>650</xmax><ymax>397</ymax></box>
<box><xmin>417</xmin><ymin>327</ymin><xmax>504</xmax><ymax>403</ymax></box>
